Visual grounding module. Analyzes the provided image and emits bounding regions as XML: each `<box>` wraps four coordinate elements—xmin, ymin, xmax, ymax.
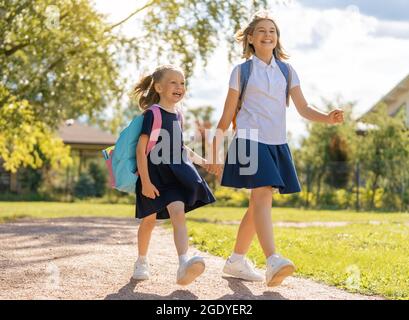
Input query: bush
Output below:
<box><xmin>74</xmin><ymin>173</ymin><xmax>96</xmax><ymax>199</ymax></box>
<box><xmin>19</xmin><ymin>167</ymin><xmax>43</xmax><ymax>192</ymax></box>
<box><xmin>75</xmin><ymin>189</ymin><xmax>136</xmax><ymax>204</ymax></box>
<box><xmin>0</xmin><ymin>192</ymin><xmax>53</xmax><ymax>202</ymax></box>
<box><xmin>88</xmin><ymin>162</ymin><xmax>107</xmax><ymax>197</ymax></box>
<box><xmin>273</xmin><ymin>192</ymin><xmax>304</xmax><ymax>207</ymax></box>
<box><xmin>214</xmin><ymin>187</ymin><xmax>249</xmax><ymax>207</ymax></box>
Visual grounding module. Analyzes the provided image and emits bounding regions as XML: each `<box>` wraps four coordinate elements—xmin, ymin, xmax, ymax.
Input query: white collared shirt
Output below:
<box><xmin>229</xmin><ymin>55</ymin><xmax>300</xmax><ymax>145</ymax></box>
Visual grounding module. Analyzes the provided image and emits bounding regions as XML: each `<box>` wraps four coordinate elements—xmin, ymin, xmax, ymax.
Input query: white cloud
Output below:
<box><xmin>370</xmin><ymin>19</ymin><xmax>409</xmax><ymax>39</ymax></box>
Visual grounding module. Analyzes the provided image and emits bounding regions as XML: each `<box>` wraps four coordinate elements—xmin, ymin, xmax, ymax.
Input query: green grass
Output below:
<box><xmin>0</xmin><ymin>202</ymin><xmax>134</xmax><ymax>223</ymax></box>
<box><xmin>2</xmin><ymin>202</ymin><xmax>408</xmax><ymax>299</ymax></box>
<box><xmin>189</xmin><ymin>206</ymin><xmax>409</xmax><ymax>223</ymax></box>
<box><xmin>176</xmin><ymin>208</ymin><xmax>409</xmax><ymax>300</ymax></box>
<box><xmin>1</xmin><ymin>203</ymin><xmax>407</xmax><ymax>224</ymax></box>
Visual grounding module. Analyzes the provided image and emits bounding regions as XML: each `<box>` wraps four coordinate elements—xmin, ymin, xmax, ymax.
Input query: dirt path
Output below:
<box><xmin>0</xmin><ymin>217</ymin><xmax>384</xmax><ymax>300</ymax></box>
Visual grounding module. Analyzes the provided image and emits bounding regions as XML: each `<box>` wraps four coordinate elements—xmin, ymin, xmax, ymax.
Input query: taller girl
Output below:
<box><xmin>209</xmin><ymin>11</ymin><xmax>344</xmax><ymax>287</ymax></box>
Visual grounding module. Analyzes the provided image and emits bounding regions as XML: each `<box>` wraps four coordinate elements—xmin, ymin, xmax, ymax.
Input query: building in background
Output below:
<box><xmin>360</xmin><ymin>74</ymin><xmax>409</xmax><ymax>125</ymax></box>
<box><xmin>0</xmin><ymin>120</ymin><xmax>116</xmax><ymax>194</ymax></box>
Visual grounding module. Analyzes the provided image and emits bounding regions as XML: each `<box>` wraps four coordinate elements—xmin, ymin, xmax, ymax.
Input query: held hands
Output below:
<box><xmin>142</xmin><ymin>181</ymin><xmax>160</xmax><ymax>199</ymax></box>
<box><xmin>327</xmin><ymin>109</ymin><xmax>344</xmax><ymax>125</ymax></box>
<box><xmin>192</xmin><ymin>154</ymin><xmax>223</xmax><ymax>178</ymax></box>
<box><xmin>204</xmin><ymin>163</ymin><xmax>224</xmax><ymax>178</ymax></box>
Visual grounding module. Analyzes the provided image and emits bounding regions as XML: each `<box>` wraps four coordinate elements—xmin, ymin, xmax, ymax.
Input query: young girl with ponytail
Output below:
<box><xmin>132</xmin><ymin>65</ymin><xmax>215</xmax><ymax>285</ymax></box>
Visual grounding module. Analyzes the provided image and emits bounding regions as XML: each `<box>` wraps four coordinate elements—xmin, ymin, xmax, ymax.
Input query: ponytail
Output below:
<box><xmin>131</xmin><ymin>64</ymin><xmax>184</xmax><ymax>110</ymax></box>
<box><xmin>131</xmin><ymin>74</ymin><xmax>160</xmax><ymax>110</ymax></box>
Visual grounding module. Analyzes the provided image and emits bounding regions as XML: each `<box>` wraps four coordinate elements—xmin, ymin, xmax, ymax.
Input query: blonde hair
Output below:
<box><xmin>131</xmin><ymin>65</ymin><xmax>184</xmax><ymax>110</ymax></box>
<box><xmin>235</xmin><ymin>10</ymin><xmax>289</xmax><ymax>60</ymax></box>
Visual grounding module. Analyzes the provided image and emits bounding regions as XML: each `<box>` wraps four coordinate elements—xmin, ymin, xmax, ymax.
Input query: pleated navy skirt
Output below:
<box><xmin>135</xmin><ymin>158</ymin><xmax>216</xmax><ymax>220</ymax></box>
<box><xmin>221</xmin><ymin>138</ymin><xmax>301</xmax><ymax>194</ymax></box>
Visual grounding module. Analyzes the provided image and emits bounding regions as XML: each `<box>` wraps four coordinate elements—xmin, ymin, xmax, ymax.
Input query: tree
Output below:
<box><xmin>88</xmin><ymin>162</ymin><xmax>107</xmax><ymax>197</ymax></box>
<box><xmin>296</xmin><ymin>102</ymin><xmax>357</xmax><ymax>206</ymax></box>
<box><xmin>1</xmin><ymin>0</ymin><xmax>278</xmax><ymax>173</ymax></box>
<box><xmin>109</xmin><ymin>0</ymin><xmax>271</xmax><ymax>130</ymax></box>
<box><xmin>0</xmin><ymin>87</ymin><xmax>72</xmax><ymax>172</ymax></box>
<box><xmin>357</xmin><ymin>104</ymin><xmax>409</xmax><ymax>210</ymax></box>
<box><xmin>0</xmin><ymin>0</ymin><xmax>123</xmax><ymax>172</ymax></box>
<box><xmin>108</xmin><ymin>0</ymin><xmax>269</xmax><ymax>78</ymax></box>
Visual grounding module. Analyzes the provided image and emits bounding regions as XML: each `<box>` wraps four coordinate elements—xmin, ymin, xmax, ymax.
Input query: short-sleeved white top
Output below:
<box><xmin>229</xmin><ymin>55</ymin><xmax>300</xmax><ymax>145</ymax></box>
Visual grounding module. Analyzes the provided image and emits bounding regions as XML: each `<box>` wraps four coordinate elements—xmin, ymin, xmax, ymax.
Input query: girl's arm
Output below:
<box><xmin>211</xmin><ymin>88</ymin><xmax>240</xmax><ymax>164</ymax></box>
<box><xmin>184</xmin><ymin>146</ymin><xmax>207</xmax><ymax>167</ymax></box>
<box><xmin>204</xmin><ymin>88</ymin><xmax>239</xmax><ymax>176</ymax></box>
<box><xmin>136</xmin><ymin>134</ymin><xmax>160</xmax><ymax>199</ymax></box>
<box><xmin>290</xmin><ymin>86</ymin><xmax>344</xmax><ymax>124</ymax></box>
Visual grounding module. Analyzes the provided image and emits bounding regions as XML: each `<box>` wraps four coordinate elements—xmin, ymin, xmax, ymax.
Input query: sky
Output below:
<box><xmin>93</xmin><ymin>0</ymin><xmax>409</xmax><ymax>145</ymax></box>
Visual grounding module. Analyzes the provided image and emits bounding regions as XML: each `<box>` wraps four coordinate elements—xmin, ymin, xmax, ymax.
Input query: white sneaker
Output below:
<box><xmin>223</xmin><ymin>257</ymin><xmax>264</xmax><ymax>282</ymax></box>
<box><xmin>132</xmin><ymin>260</ymin><xmax>150</xmax><ymax>280</ymax></box>
<box><xmin>176</xmin><ymin>256</ymin><xmax>205</xmax><ymax>285</ymax></box>
<box><xmin>265</xmin><ymin>254</ymin><xmax>295</xmax><ymax>287</ymax></box>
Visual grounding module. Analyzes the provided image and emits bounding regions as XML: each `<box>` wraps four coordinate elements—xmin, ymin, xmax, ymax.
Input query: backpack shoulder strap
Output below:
<box><xmin>233</xmin><ymin>59</ymin><xmax>253</xmax><ymax>131</ymax></box>
<box><xmin>276</xmin><ymin>60</ymin><xmax>292</xmax><ymax>107</ymax></box>
<box><xmin>239</xmin><ymin>59</ymin><xmax>252</xmax><ymax>103</ymax></box>
<box><xmin>176</xmin><ymin>108</ymin><xmax>184</xmax><ymax>130</ymax></box>
<box><xmin>145</xmin><ymin>104</ymin><xmax>162</xmax><ymax>154</ymax></box>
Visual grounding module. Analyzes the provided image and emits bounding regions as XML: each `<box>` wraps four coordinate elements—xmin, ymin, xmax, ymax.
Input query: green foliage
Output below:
<box><xmin>0</xmin><ymin>86</ymin><xmax>72</xmax><ymax>172</ymax></box>
<box><xmin>88</xmin><ymin>162</ymin><xmax>107</xmax><ymax>197</ymax></box>
<box><xmin>73</xmin><ymin>162</ymin><xmax>109</xmax><ymax>198</ymax></box>
<box><xmin>73</xmin><ymin>173</ymin><xmax>96</xmax><ymax>198</ymax></box>
<box><xmin>0</xmin><ymin>0</ymin><xmax>120</xmax><ymax>172</ymax></box>
<box><xmin>139</xmin><ymin>0</ymin><xmax>267</xmax><ymax>79</ymax></box>
<box><xmin>293</xmin><ymin>101</ymin><xmax>409</xmax><ymax>211</ymax></box>
<box><xmin>0</xmin><ymin>0</ymin><xmax>123</xmax><ymax>127</ymax></box>
<box><xmin>0</xmin><ymin>192</ymin><xmax>52</xmax><ymax>202</ymax></box>
<box><xmin>357</xmin><ymin>104</ymin><xmax>409</xmax><ymax>211</ymax></box>
<box><xmin>295</xmin><ymin>103</ymin><xmax>357</xmax><ymax>201</ymax></box>
<box><xmin>214</xmin><ymin>186</ymin><xmax>249</xmax><ymax>207</ymax></box>
<box><xmin>0</xmin><ymin>0</ymin><xmax>271</xmax><ymax>174</ymax></box>
<box><xmin>19</xmin><ymin>167</ymin><xmax>43</xmax><ymax>192</ymax></box>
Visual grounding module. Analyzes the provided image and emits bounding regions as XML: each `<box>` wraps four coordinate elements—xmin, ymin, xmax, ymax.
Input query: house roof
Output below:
<box><xmin>360</xmin><ymin>73</ymin><xmax>409</xmax><ymax>120</ymax></box>
<box><xmin>57</xmin><ymin>120</ymin><xmax>116</xmax><ymax>146</ymax></box>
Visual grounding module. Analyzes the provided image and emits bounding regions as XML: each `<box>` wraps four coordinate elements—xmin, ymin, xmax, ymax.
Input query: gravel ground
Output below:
<box><xmin>0</xmin><ymin>217</ymin><xmax>384</xmax><ymax>300</ymax></box>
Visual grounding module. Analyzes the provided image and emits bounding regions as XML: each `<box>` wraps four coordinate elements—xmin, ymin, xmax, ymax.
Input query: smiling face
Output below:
<box><xmin>154</xmin><ymin>69</ymin><xmax>186</xmax><ymax>105</ymax></box>
<box><xmin>247</xmin><ymin>19</ymin><xmax>278</xmax><ymax>55</ymax></box>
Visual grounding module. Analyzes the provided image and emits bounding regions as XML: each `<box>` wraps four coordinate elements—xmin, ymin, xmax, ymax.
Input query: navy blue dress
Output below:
<box><xmin>135</xmin><ymin>107</ymin><xmax>216</xmax><ymax>219</ymax></box>
<box><xmin>221</xmin><ymin>137</ymin><xmax>301</xmax><ymax>194</ymax></box>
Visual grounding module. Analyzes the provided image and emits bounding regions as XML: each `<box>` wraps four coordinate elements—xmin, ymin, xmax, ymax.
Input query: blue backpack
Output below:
<box><xmin>232</xmin><ymin>58</ymin><xmax>291</xmax><ymax>130</ymax></box>
<box><xmin>102</xmin><ymin>104</ymin><xmax>183</xmax><ymax>193</ymax></box>
<box><xmin>102</xmin><ymin>105</ymin><xmax>163</xmax><ymax>193</ymax></box>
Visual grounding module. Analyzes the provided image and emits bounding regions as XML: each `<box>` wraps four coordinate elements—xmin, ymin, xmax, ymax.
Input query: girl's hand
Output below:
<box><xmin>142</xmin><ymin>181</ymin><xmax>160</xmax><ymax>199</ymax></box>
<box><xmin>327</xmin><ymin>109</ymin><xmax>344</xmax><ymax>124</ymax></box>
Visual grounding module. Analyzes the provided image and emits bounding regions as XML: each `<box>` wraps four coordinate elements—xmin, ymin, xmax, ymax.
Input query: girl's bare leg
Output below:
<box><xmin>137</xmin><ymin>213</ymin><xmax>157</xmax><ymax>256</ymax></box>
<box><xmin>251</xmin><ymin>186</ymin><xmax>276</xmax><ymax>257</ymax></box>
<box><xmin>233</xmin><ymin>204</ymin><xmax>256</xmax><ymax>254</ymax></box>
<box><xmin>167</xmin><ymin>201</ymin><xmax>188</xmax><ymax>256</ymax></box>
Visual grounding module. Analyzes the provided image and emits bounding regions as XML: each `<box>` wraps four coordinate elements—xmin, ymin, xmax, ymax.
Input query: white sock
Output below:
<box><xmin>229</xmin><ymin>253</ymin><xmax>244</xmax><ymax>263</ymax></box>
<box><xmin>137</xmin><ymin>255</ymin><xmax>147</xmax><ymax>264</ymax></box>
<box><xmin>179</xmin><ymin>254</ymin><xmax>189</xmax><ymax>265</ymax></box>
